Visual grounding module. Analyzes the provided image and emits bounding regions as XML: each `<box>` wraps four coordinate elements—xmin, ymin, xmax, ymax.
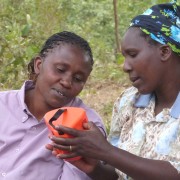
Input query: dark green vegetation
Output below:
<box><xmin>0</xmin><ymin>0</ymin><xmax>169</xmax><ymax>131</ymax></box>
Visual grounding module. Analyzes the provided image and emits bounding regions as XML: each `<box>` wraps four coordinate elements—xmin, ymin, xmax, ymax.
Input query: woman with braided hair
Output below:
<box><xmin>0</xmin><ymin>31</ymin><xmax>106</xmax><ymax>179</ymax></box>
<box><xmin>47</xmin><ymin>1</ymin><xmax>180</xmax><ymax>179</ymax></box>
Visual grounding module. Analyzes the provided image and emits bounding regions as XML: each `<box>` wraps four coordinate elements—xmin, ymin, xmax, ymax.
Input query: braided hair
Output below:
<box><xmin>28</xmin><ymin>31</ymin><xmax>93</xmax><ymax>81</ymax></box>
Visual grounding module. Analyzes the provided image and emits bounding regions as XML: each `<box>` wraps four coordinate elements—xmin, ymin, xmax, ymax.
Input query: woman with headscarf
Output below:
<box><xmin>46</xmin><ymin>1</ymin><xmax>180</xmax><ymax>179</ymax></box>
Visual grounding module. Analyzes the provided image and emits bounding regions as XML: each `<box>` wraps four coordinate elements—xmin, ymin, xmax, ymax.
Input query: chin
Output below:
<box><xmin>136</xmin><ymin>87</ymin><xmax>152</xmax><ymax>95</ymax></box>
<box><xmin>48</xmin><ymin>101</ymin><xmax>66</xmax><ymax>110</ymax></box>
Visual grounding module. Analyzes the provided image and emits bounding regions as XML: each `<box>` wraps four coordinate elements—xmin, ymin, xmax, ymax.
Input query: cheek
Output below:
<box><xmin>41</xmin><ymin>67</ymin><xmax>58</xmax><ymax>82</ymax></box>
<box><xmin>141</xmin><ymin>74</ymin><xmax>158</xmax><ymax>93</ymax></box>
<box><xmin>135</xmin><ymin>59</ymin><xmax>153</xmax><ymax>78</ymax></box>
<box><xmin>72</xmin><ymin>83</ymin><xmax>85</xmax><ymax>95</ymax></box>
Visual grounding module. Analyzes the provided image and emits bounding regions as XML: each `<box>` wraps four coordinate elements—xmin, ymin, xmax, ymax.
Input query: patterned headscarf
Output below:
<box><xmin>130</xmin><ymin>0</ymin><xmax>180</xmax><ymax>56</ymax></box>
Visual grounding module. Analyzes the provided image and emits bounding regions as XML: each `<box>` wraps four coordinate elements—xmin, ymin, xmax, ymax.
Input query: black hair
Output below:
<box><xmin>129</xmin><ymin>27</ymin><xmax>180</xmax><ymax>57</ymax></box>
<box><xmin>138</xmin><ymin>28</ymin><xmax>180</xmax><ymax>58</ymax></box>
<box><xmin>28</xmin><ymin>31</ymin><xmax>93</xmax><ymax>81</ymax></box>
<box><xmin>138</xmin><ymin>29</ymin><xmax>159</xmax><ymax>46</ymax></box>
<box><xmin>127</xmin><ymin>26</ymin><xmax>160</xmax><ymax>47</ymax></box>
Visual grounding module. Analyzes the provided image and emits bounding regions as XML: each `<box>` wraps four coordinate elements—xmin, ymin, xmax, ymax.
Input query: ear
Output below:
<box><xmin>34</xmin><ymin>56</ymin><xmax>43</xmax><ymax>74</ymax></box>
<box><xmin>159</xmin><ymin>45</ymin><xmax>172</xmax><ymax>62</ymax></box>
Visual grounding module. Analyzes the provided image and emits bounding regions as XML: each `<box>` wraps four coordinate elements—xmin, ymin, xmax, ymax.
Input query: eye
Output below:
<box><xmin>73</xmin><ymin>76</ymin><xmax>84</xmax><ymax>83</ymax></box>
<box><xmin>57</xmin><ymin>67</ymin><xmax>65</xmax><ymax>73</ymax></box>
<box><xmin>128</xmin><ymin>52</ymin><xmax>137</xmax><ymax>57</ymax></box>
<box><xmin>122</xmin><ymin>50</ymin><xmax>137</xmax><ymax>58</ymax></box>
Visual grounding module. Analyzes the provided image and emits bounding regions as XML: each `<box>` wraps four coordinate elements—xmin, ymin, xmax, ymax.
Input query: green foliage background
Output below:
<box><xmin>0</xmin><ymin>0</ymin><xmax>171</xmax><ymax>89</ymax></box>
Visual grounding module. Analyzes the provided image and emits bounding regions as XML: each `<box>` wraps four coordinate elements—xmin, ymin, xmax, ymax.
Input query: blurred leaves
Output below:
<box><xmin>0</xmin><ymin>0</ymin><xmax>169</xmax><ymax>89</ymax></box>
<box><xmin>22</xmin><ymin>14</ymin><xmax>32</xmax><ymax>37</ymax></box>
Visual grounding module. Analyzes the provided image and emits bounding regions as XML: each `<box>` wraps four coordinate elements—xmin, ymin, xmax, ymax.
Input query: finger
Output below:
<box><xmin>45</xmin><ymin>144</ymin><xmax>53</xmax><ymax>150</ymax></box>
<box><xmin>83</xmin><ymin>122</ymin><xmax>95</xmax><ymax>130</ymax></box>
<box><xmin>57</xmin><ymin>152</ymin><xmax>79</xmax><ymax>160</ymax></box>
<box><xmin>85</xmin><ymin>122</ymin><xmax>107</xmax><ymax>139</ymax></box>
<box><xmin>52</xmin><ymin>143</ymin><xmax>73</xmax><ymax>152</ymax></box>
<box><xmin>50</xmin><ymin>136</ymin><xmax>78</xmax><ymax>145</ymax></box>
<box><xmin>83</xmin><ymin>122</ymin><xmax>91</xmax><ymax>130</ymax></box>
<box><xmin>55</xmin><ymin>125</ymin><xmax>82</xmax><ymax>137</ymax></box>
<box><xmin>48</xmin><ymin>133</ymin><xmax>52</xmax><ymax>137</ymax></box>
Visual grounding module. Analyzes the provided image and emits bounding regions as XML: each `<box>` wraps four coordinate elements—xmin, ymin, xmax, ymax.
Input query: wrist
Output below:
<box><xmin>87</xmin><ymin>161</ymin><xmax>117</xmax><ymax>180</ymax></box>
<box><xmin>87</xmin><ymin>161</ymin><xmax>102</xmax><ymax>178</ymax></box>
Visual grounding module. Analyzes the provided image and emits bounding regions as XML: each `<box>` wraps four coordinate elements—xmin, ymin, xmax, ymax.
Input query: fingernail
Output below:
<box><xmin>52</xmin><ymin>150</ymin><xmax>57</xmax><ymax>155</ymax></box>
<box><xmin>56</xmin><ymin>155</ymin><xmax>60</xmax><ymax>158</ymax></box>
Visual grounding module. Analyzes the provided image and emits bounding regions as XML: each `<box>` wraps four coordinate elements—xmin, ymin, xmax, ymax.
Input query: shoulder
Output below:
<box><xmin>114</xmin><ymin>86</ymin><xmax>138</xmax><ymax>111</ymax></box>
<box><xmin>72</xmin><ymin>97</ymin><xmax>102</xmax><ymax>120</ymax></box>
<box><xmin>72</xmin><ymin>97</ymin><xmax>106</xmax><ymax>135</ymax></box>
<box><xmin>0</xmin><ymin>81</ymin><xmax>27</xmax><ymax>101</ymax></box>
<box><xmin>111</xmin><ymin>86</ymin><xmax>139</xmax><ymax>129</ymax></box>
<box><xmin>108</xmin><ymin>87</ymin><xmax>139</xmax><ymax>144</ymax></box>
<box><xmin>0</xmin><ymin>81</ymin><xmax>35</xmax><ymax>109</ymax></box>
<box><xmin>0</xmin><ymin>89</ymin><xmax>21</xmax><ymax>115</ymax></box>
<box><xmin>70</xmin><ymin>97</ymin><xmax>100</xmax><ymax>118</ymax></box>
<box><xmin>0</xmin><ymin>89</ymin><xmax>19</xmax><ymax>103</ymax></box>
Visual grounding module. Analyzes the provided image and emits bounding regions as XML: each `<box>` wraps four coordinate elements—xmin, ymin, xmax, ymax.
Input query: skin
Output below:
<box><xmin>25</xmin><ymin>44</ymin><xmax>92</xmax><ymax>120</ymax></box>
<box><xmin>46</xmin><ymin>27</ymin><xmax>180</xmax><ymax>179</ymax></box>
<box><xmin>122</xmin><ymin>28</ymin><xmax>180</xmax><ymax>114</ymax></box>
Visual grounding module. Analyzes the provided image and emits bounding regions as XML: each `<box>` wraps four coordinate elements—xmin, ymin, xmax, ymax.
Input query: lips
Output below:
<box><xmin>130</xmin><ymin>76</ymin><xmax>139</xmax><ymax>83</ymax></box>
<box><xmin>52</xmin><ymin>88</ymin><xmax>67</xmax><ymax>98</ymax></box>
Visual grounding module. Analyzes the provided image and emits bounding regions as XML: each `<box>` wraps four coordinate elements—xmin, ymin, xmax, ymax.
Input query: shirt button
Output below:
<box><xmin>22</xmin><ymin>116</ymin><xmax>28</xmax><ymax>121</ymax></box>
<box><xmin>15</xmin><ymin>148</ymin><xmax>20</xmax><ymax>152</ymax></box>
<box><xmin>1</xmin><ymin>172</ymin><xmax>6</xmax><ymax>177</ymax></box>
<box><xmin>32</xmin><ymin>127</ymin><xmax>37</xmax><ymax>130</ymax></box>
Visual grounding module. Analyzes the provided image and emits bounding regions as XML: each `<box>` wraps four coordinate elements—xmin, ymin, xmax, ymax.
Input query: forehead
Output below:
<box><xmin>46</xmin><ymin>44</ymin><xmax>89</xmax><ymax>62</ymax></box>
<box><xmin>44</xmin><ymin>44</ymin><xmax>92</xmax><ymax>72</ymax></box>
<box><xmin>121</xmin><ymin>28</ymin><xmax>147</xmax><ymax>50</ymax></box>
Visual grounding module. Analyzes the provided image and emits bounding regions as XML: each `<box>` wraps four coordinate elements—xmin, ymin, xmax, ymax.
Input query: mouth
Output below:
<box><xmin>52</xmin><ymin>88</ymin><xmax>67</xmax><ymax>98</ymax></box>
<box><xmin>130</xmin><ymin>76</ymin><xmax>139</xmax><ymax>83</ymax></box>
<box><xmin>129</xmin><ymin>76</ymin><xmax>141</xmax><ymax>87</ymax></box>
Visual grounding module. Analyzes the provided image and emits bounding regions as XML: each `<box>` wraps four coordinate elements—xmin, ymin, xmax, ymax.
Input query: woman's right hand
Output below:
<box><xmin>47</xmin><ymin>122</ymin><xmax>113</xmax><ymax>162</ymax></box>
<box><xmin>46</xmin><ymin>123</ymin><xmax>118</xmax><ymax>179</ymax></box>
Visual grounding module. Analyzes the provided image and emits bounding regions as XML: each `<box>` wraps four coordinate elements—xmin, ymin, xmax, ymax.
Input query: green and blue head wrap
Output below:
<box><xmin>130</xmin><ymin>0</ymin><xmax>180</xmax><ymax>56</ymax></box>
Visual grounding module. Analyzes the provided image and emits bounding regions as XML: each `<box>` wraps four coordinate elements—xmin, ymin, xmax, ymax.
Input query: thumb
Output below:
<box><xmin>83</xmin><ymin>122</ymin><xmax>96</xmax><ymax>130</ymax></box>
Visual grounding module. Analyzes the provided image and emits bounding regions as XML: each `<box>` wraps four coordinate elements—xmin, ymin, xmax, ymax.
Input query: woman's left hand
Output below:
<box><xmin>46</xmin><ymin>141</ymin><xmax>99</xmax><ymax>174</ymax></box>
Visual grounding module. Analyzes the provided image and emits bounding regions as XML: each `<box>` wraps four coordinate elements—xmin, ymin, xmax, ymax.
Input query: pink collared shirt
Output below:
<box><xmin>0</xmin><ymin>81</ymin><xmax>106</xmax><ymax>180</ymax></box>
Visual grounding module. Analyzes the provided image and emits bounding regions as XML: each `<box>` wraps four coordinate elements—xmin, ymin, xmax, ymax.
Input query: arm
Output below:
<box><xmin>64</xmin><ymin>157</ymin><xmax>118</xmax><ymax>180</ymax></box>
<box><xmin>47</xmin><ymin>122</ymin><xmax>180</xmax><ymax>180</ymax></box>
<box><xmin>102</xmin><ymin>144</ymin><xmax>180</xmax><ymax>180</ymax></box>
<box><xmin>87</xmin><ymin>162</ymin><xmax>118</xmax><ymax>180</ymax></box>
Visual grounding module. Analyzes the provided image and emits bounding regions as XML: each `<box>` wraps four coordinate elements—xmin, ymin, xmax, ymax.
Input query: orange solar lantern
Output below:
<box><xmin>44</xmin><ymin>107</ymin><xmax>88</xmax><ymax>161</ymax></box>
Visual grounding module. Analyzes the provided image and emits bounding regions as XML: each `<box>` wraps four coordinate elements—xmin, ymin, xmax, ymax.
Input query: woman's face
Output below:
<box><xmin>121</xmin><ymin>27</ymin><xmax>164</xmax><ymax>94</ymax></box>
<box><xmin>34</xmin><ymin>44</ymin><xmax>92</xmax><ymax>109</ymax></box>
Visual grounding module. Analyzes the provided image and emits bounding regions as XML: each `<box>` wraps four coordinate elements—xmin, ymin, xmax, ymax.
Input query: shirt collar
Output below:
<box><xmin>134</xmin><ymin>92</ymin><xmax>180</xmax><ymax>118</ymax></box>
<box><xmin>18</xmin><ymin>80</ymin><xmax>35</xmax><ymax>115</ymax></box>
<box><xmin>17</xmin><ymin>80</ymin><xmax>76</xmax><ymax>115</ymax></box>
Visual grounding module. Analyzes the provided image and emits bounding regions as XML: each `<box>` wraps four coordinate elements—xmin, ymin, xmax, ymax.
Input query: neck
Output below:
<box><xmin>154</xmin><ymin>81</ymin><xmax>180</xmax><ymax>115</ymax></box>
<box><xmin>25</xmin><ymin>89</ymin><xmax>52</xmax><ymax>121</ymax></box>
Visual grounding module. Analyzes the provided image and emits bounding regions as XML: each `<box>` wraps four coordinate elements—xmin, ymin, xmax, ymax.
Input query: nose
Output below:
<box><xmin>123</xmin><ymin>58</ymin><xmax>132</xmax><ymax>73</ymax></box>
<box><xmin>60</xmin><ymin>76</ymin><xmax>72</xmax><ymax>89</ymax></box>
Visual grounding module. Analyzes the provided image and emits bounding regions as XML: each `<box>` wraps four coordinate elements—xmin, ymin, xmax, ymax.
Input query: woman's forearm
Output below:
<box><xmin>87</xmin><ymin>162</ymin><xmax>118</xmax><ymax>180</ymax></box>
<box><xmin>99</xmin><ymin>145</ymin><xmax>180</xmax><ymax>180</ymax></box>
